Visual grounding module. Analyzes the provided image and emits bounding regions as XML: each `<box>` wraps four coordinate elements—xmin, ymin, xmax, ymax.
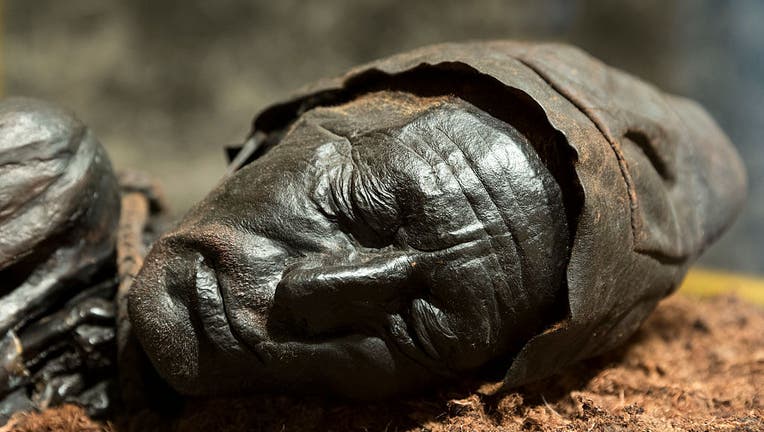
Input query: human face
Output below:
<box><xmin>131</xmin><ymin>42</ymin><xmax>747</xmax><ymax>400</ymax></box>
<box><xmin>128</xmin><ymin>93</ymin><xmax>569</xmax><ymax>398</ymax></box>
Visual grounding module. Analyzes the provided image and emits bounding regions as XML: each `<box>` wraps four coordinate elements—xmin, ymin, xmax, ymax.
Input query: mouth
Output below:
<box><xmin>193</xmin><ymin>254</ymin><xmax>264</xmax><ymax>361</ymax></box>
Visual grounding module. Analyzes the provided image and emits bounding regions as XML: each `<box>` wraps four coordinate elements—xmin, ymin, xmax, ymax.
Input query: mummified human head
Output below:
<box><xmin>129</xmin><ymin>41</ymin><xmax>745</xmax><ymax>398</ymax></box>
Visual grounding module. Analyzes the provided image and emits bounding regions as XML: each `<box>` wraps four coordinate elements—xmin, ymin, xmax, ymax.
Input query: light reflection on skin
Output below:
<box><xmin>129</xmin><ymin>53</ymin><xmax>746</xmax><ymax>397</ymax></box>
<box><xmin>129</xmin><ymin>93</ymin><xmax>569</xmax><ymax>398</ymax></box>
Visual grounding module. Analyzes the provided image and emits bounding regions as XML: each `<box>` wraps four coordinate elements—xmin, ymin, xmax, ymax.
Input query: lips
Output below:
<box><xmin>193</xmin><ymin>254</ymin><xmax>265</xmax><ymax>361</ymax></box>
<box><xmin>193</xmin><ymin>255</ymin><xmax>235</xmax><ymax>352</ymax></box>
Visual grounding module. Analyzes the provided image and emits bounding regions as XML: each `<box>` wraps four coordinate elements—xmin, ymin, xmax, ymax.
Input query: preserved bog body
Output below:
<box><xmin>129</xmin><ymin>41</ymin><xmax>746</xmax><ymax>398</ymax></box>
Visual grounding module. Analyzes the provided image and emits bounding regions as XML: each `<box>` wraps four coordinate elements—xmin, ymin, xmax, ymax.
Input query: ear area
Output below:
<box><xmin>271</xmin><ymin>251</ymin><xmax>420</xmax><ymax>337</ymax></box>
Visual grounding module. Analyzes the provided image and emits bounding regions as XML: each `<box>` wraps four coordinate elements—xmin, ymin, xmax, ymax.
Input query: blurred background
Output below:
<box><xmin>3</xmin><ymin>0</ymin><xmax>762</xmax><ymax>274</ymax></box>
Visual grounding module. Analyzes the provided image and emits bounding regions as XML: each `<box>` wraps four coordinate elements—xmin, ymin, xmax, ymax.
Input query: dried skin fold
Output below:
<box><xmin>129</xmin><ymin>91</ymin><xmax>570</xmax><ymax>398</ymax></box>
<box><xmin>131</xmin><ymin>41</ymin><xmax>746</xmax><ymax>398</ymax></box>
<box><xmin>268</xmin><ymin>93</ymin><xmax>570</xmax><ymax>371</ymax></box>
<box><xmin>241</xmin><ymin>41</ymin><xmax>747</xmax><ymax>389</ymax></box>
<box><xmin>0</xmin><ymin>98</ymin><xmax>121</xmax><ymax>421</ymax></box>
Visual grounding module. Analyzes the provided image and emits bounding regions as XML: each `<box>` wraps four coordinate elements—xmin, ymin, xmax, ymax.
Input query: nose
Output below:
<box><xmin>127</xmin><ymin>238</ymin><xmax>204</xmax><ymax>392</ymax></box>
<box><xmin>160</xmin><ymin>230</ymin><xmax>273</xmax><ymax>347</ymax></box>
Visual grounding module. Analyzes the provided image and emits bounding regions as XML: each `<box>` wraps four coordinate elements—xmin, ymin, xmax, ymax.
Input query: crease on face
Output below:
<box><xmin>131</xmin><ymin>66</ymin><xmax>587</xmax><ymax>395</ymax></box>
<box><xmin>260</xmin><ymin>92</ymin><xmax>570</xmax><ymax>370</ymax></box>
<box><xmin>132</xmin><ymin>42</ymin><xmax>746</xmax><ymax>398</ymax></box>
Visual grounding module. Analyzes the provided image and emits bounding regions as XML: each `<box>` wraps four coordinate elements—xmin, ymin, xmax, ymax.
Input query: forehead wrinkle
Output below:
<box><xmin>294</xmin><ymin>95</ymin><xmax>546</xmax><ymax>276</ymax></box>
<box><xmin>319</xmin><ymin>91</ymin><xmax>456</xmax><ymax>131</ymax></box>
<box><xmin>405</xmin><ymin>112</ymin><xmax>527</xmax><ymax>290</ymax></box>
<box><xmin>466</xmin><ymin>118</ymin><xmax>547</xmax><ymax>246</ymax></box>
<box><xmin>398</xmin><ymin>117</ymin><xmax>501</xmax><ymax>244</ymax></box>
<box><xmin>374</xmin><ymin>130</ymin><xmax>442</xmax><ymax>198</ymax></box>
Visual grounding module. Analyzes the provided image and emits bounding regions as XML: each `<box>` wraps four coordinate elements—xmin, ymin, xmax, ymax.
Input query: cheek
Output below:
<box><xmin>420</xmin><ymin>255</ymin><xmax>505</xmax><ymax>360</ymax></box>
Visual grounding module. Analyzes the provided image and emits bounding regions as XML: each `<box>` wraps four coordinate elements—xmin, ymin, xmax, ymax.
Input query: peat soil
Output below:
<box><xmin>3</xmin><ymin>294</ymin><xmax>762</xmax><ymax>431</ymax></box>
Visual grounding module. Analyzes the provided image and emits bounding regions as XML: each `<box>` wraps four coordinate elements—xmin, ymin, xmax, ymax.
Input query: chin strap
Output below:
<box><xmin>115</xmin><ymin>172</ymin><xmax>181</xmax><ymax>412</ymax></box>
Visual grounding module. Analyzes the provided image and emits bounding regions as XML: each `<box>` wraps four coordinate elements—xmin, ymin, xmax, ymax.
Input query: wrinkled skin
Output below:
<box><xmin>129</xmin><ymin>42</ymin><xmax>746</xmax><ymax>399</ymax></box>
<box><xmin>0</xmin><ymin>98</ymin><xmax>121</xmax><ymax>421</ymax></box>
<box><xmin>131</xmin><ymin>94</ymin><xmax>568</xmax><ymax>397</ymax></box>
<box><xmin>0</xmin><ymin>97</ymin><xmax>119</xmax><ymax>333</ymax></box>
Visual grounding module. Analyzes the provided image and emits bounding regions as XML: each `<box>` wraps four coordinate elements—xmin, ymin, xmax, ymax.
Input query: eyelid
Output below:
<box><xmin>326</xmin><ymin>144</ymin><xmax>403</xmax><ymax>247</ymax></box>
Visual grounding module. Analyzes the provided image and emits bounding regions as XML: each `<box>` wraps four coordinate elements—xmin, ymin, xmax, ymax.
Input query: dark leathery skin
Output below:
<box><xmin>130</xmin><ymin>41</ymin><xmax>746</xmax><ymax>399</ymax></box>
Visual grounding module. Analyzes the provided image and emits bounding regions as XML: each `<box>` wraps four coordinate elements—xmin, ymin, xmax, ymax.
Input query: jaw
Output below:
<box><xmin>129</xmin><ymin>256</ymin><xmax>437</xmax><ymax>397</ymax></box>
<box><xmin>128</xmin><ymin>227</ymin><xmax>443</xmax><ymax>398</ymax></box>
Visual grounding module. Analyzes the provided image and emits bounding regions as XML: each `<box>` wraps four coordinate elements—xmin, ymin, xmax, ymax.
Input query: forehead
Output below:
<box><xmin>268</xmin><ymin>92</ymin><xmax>558</xmax><ymax>253</ymax></box>
<box><xmin>299</xmin><ymin>91</ymin><xmax>456</xmax><ymax>138</ymax></box>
